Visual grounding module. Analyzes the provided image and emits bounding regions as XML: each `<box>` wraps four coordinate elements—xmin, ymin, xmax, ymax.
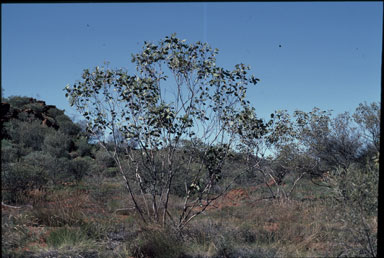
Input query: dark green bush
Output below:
<box><xmin>43</xmin><ymin>130</ymin><xmax>71</xmax><ymax>158</ymax></box>
<box><xmin>328</xmin><ymin>161</ymin><xmax>378</xmax><ymax>257</ymax></box>
<box><xmin>4</xmin><ymin>119</ymin><xmax>50</xmax><ymax>152</ymax></box>
<box><xmin>1</xmin><ymin>139</ymin><xmax>20</xmax><ymax>163</ymax></box>
<box><xmin>104</xmin><ymin>167</ymin><xmax>119</xmax><ymax>178</ymax></box>
<box><xmin>70</xmin><ymin>157</ymin><xmax>92</xmax><ymax>181</ymax></box>
<box><xmin>21</xmin><ymin>151</ymin><xmax>87</xmax><ymax>186</ymax></box>
<box><xmin>56</xmin><ymin>114</ymin><xmax>81</xmax><ymax>136</ymax></box>
<box><xmin>46</xmin><ymin>226</ymin><xmax>90</xmax><ymax>248</ymax></box>
<box><xmin>75</xmin><ymin>137</ymin><xmax>93</xmax><ymax>157</ymax></box>
<box><xmin>1</xmin><ymin>161</ymin><xmax>48</xmax><ymax>204</ymax></box>
<box><xmin>237</xmin><ymin>223</ymin><xmax>257</xmax><ymax>243</ymax></box>
<box><xmin>95</xmin><ymin>149</ymin><xmax>116</xmax><ymax>169</ymax></box>
<box><xmin>331</xmin><ymin>162</ymin><xmax>378</xmax><ymax>216</ymax></box>
<box><xmin>4</xmin><ymin>95</ymin><xmax>32</xmax><ymax>109</ymax></box>
<box><xmin>24</xmin><ymin>102</ymin><xmax>45</xmax><ymax>113</ymax></box>
<box><xmin>47</xmin><ymin>107</ymin><xmax>65</xmax><ymax>118</ymax></box>
<box><xmin>22</xmin><ymin>151</ymin><xmax>73</xmax><ymax>185</ymax></box>
<box><xmin>129</xmin><ymin>228</ymin><xmax>185</xmax><ymax>258</ymax></box>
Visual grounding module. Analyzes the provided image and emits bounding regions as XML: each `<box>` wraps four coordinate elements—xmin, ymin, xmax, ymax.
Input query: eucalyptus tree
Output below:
<box><xmin>235</xmin><ymin>107</ymin><xmax>351</xmax><ymax>199</ymax></box>
<box><xmin>64</xmin><ymin>34</ymin><xmax>260</xmax><ymax>228</ymax></box>
<box><xmin>234</xmin><ymin>108</ymin><xmax>313</xmax><ymax>199</ymax></box>
<box><xmin>353</xmin><ymin>101</ymin><xmax>380</xmax><ymax>155</ymax></box>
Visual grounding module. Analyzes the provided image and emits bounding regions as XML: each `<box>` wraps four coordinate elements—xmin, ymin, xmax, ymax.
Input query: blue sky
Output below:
<box><xmin>2</xmin><ymin>2</ymin><xmax>382</xmax><ymax>121</ymax></box>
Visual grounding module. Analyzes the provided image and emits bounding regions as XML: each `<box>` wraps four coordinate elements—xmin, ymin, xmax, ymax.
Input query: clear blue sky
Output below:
<box><xmin>2</xmin><ymin>2</ymin><xmax>382</xmax><ymax>121</ymax></box>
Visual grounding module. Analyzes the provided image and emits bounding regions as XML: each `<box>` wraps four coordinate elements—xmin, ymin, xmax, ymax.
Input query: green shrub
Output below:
<box><xmin>47</xmin><ymin>107</ymin><xmax>65</xmax><ymax>118</ymax></box>
<box><xmin>104</xmin><ymin>167</ymin><xmax>119</xmax><ymax>178</ymax></box>
<box><xmin>23</xmin><ymin>151</ymin><xmax>68</xmax><ymax>185</ymax></box>
<box><xmin>1</xmin><ymin>139</ymin><xmax>20</xmax><ymax>163</ymax></box>
<box><xmin>52</xmin><ymin>157</ymin><xmax>75</xmax><ymax>184</ymax></box>
<box><xmin>1</xmin><ymin>161</ymin><xmax>48</xmax><ymax>204</ymax></box>
<box><xmin>70</xmin><ymin>156</ymin><xmax>92</xmax><ymax>181</ymax></box>
<box><xmin>43</xmin><ymin>130</ymin><xmax>71</xmax><ymax>158</ymax></box>
<box><xmin>24</xmin><ymin>102</ymin><xmax>45</xmax><ymax>113</ymax></box>
<box><xmin>328</xmin><ymin>161</ymin><xmax>378</xmax><ymax>257</ymax></box>
<box><xmin>22</xmin><ymin>151</ymin><xmax>85</xmax><ymax>185</ymax></box>
<box><xmin>23</xmin><ymin>150</ymin><xmax>55</xmax><ymax>166</ymax></box>
<box><xmin>46</xmin><ymin>226</ymin><xmax>91</xmax><ymax>249</ymax></box>
<box><xmin>5</xmin><ymin>95</ymin><xmax>32</xmax><ymax>109</ymax></box>
<box><xmin>23</xmin><ymin>153</ymin><xmax>73</xmax><ymax>185</ymax></box>
<box><xmin>129</xmin><ymin>228</ymin><xmax>185</xmax><ymax>258</ymax></box>
<box><xmin>4</xmin><ymin>119</ymin><xmax>49</xmax><ymax>151</ymax></box>
<box><xmin>75</xmin><ymin>137</ymin><xmax>93</xmax><ymax>157</ymax></box>
<box><xmin>56</xmin><ymin>114</ymin><xmax>81</xmax><ymax>136</ymax></box>
<box><xmin>237</xmin><ymin>223</ymin><xmax>257</xmax><ymax>243</ymax></box>
<box><xmin>95</xmin><ymin>149</ymin><xmax>116</xmax><ymax>169</ymax></box>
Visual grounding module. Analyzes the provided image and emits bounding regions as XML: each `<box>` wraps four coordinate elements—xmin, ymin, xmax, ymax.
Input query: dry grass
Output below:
<box><xmin>2</xmin><ymin>176</ymin><xmax>377</xmax><ymax>257</ymax></box>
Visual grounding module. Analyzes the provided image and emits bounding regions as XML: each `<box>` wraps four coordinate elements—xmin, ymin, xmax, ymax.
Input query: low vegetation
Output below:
<box><xmin>2</xmin><ymin>97</ymin><xmax>378</xmax><ymax>258</ymax></box>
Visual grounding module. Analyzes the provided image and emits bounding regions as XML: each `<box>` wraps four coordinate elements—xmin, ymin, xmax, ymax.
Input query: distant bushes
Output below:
<box><xmin>75</xmin><ymin>137</ymin><xmax>93</xmax><ymax>157</ymax></box>
<box><xmin>328</xmin><ymin>160</ymin><xmax>378</xmax><ymax>257</ymax></box>
<box><xmin>1</xmin><ymin>139</ymin><xmax>20</xmax><ymax>163</ymax></box>
<box><xmin>56</xmin><ymin>114</ymin><xmax>81</xmax><ymax>136</ymax></box>
<box><xmin>70</xmin><ymin>156</ymin><xmax>93</xmax><ymax>181</ymax></box>
<box><xmin>1</xmin><ymin>96</ymin><xmax>95</xmax><ymax>204</ymax></box>
<box><xmin>4</xmin><ymin>95</ymin><xmax>32</xmax><ymax>109</ymax></box>
<box><xmin>94</xmin><ymin>149</ymin><xmax>116</xmax><ymax>173</ymax></box>
<box><xmin>2</xmin><ymin>161</ymin><xmax>48</xmax><ymax>203</ymax></box>
<box><xmin>4</xmin><ymin>119</ymin><xmax>48</xmax><ymax>152</ymax></box>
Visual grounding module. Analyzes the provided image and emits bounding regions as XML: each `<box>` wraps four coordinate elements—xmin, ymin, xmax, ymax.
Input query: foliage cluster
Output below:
<box><xmin>1</xmin><ymin>96</ymin><xmax>97</xmax><ymax>204</ymax></box>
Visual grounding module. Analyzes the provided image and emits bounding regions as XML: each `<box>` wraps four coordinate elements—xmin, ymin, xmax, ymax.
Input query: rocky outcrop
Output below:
<box><xmin>1</xmin><ymin>98</ymin><xmax>60</xmax><ymax>130</ymax></box>
<box><xmin>1</xmin><ymin>98</ymin><xmax>64</xmax><ymax>140</ymax></box>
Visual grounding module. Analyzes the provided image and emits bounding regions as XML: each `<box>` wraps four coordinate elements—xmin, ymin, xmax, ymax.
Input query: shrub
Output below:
<box><xmin>23</xmin><ymin>151</ymin><xmax>67</xmax><ymax>184</ymax></box>
<box><xmin>22</xmin><ymin>151</ymin><xmax>83</xmax><ymax>185</ymax></box>
<box><xmin>23</xmin><ymin>150</ymin><xmax>55</xmax><ymax>166</ymax></box>
<box><xmin>1</xmin><ymin>139</ymin><xmax>20</xmax><ymax>163</ymax></box>
<box><xmin>1</xmin><ymin>161</ymin><xmax>48</xmax><ymax>204</ymax></box>
<box><xmin>69</xmin><ymin>156</ymin><xmax>92</xmax><ymax>181</ymax></box>
<box><xmin>46</xmin><ymin>226</ymin><xmax>92</xmax><ymax>249</ymax></box>
<box><xmin>43</xmin><ymin>130</ymin><xmax>71</xmax><ymax>158</ymax></box>
<box><xmin>4</xmin><ymin>119</ymin><xmax>49</xmax><ymax>152</ymax></box>
<box><xmin>30</xmin><ymin>189</ymin><xmax>89</xmax><ymax>227</ymax></box>
<box><xmin>1</xmin><ymin>213</ymin><xmax>38</xmax><ymax>256</ymax></box>
<box><xmin>56</xmin><ymin>114</ymin><xmax>81</xmax><ymax>136</ymax></box>
<box><xmin>4</xmin><ymin>95</ymin><xmax>32</xmax><ymax>109</ymax></box>
<box><xmin>104</xmin><ymin>167</ymin><xmax>119</xmax><ymax>178</ymax></box>
<box><xmin>129</xmin><ymin>228</ymin><xmax>185</xmax><ymax>258</ymax></box>
<box><xmin>22</xmin><ymin>154</ymin><xmax>72</xmax><ymax>185</ymax></box>
<box><xmin>24</xmin><ymin>102</ymin><xmax>45</xmax><ymax>113</ymax></box>
<box><xmin>75</xmin><ymin>137</ymin><xmax>93</xmax><ymax>157</ymax></box>
<box><xmin>237</xmin><ymin>223</ymin><xmax>257</xmax><ymax>243</ymax></box>
<box><xmin>95</xmin><ymin>149</ymin><xmax>116</xmax><ymax>169</ymax></box>
<box><xmin>328</xmin><ymin>161</ymin><xmax>378</xmax><ymax>257</ymax></box>
<box><xmin>47</xmin><ymin>107</ymin><xmax>65</xmax><ymax>118</ymax></box>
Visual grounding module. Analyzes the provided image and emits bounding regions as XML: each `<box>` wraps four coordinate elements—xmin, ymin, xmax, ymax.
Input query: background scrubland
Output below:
<box><xmin>1</xmin><ymin>95</ymin><xmax>379</xmax><ymax>257</ymax></box>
